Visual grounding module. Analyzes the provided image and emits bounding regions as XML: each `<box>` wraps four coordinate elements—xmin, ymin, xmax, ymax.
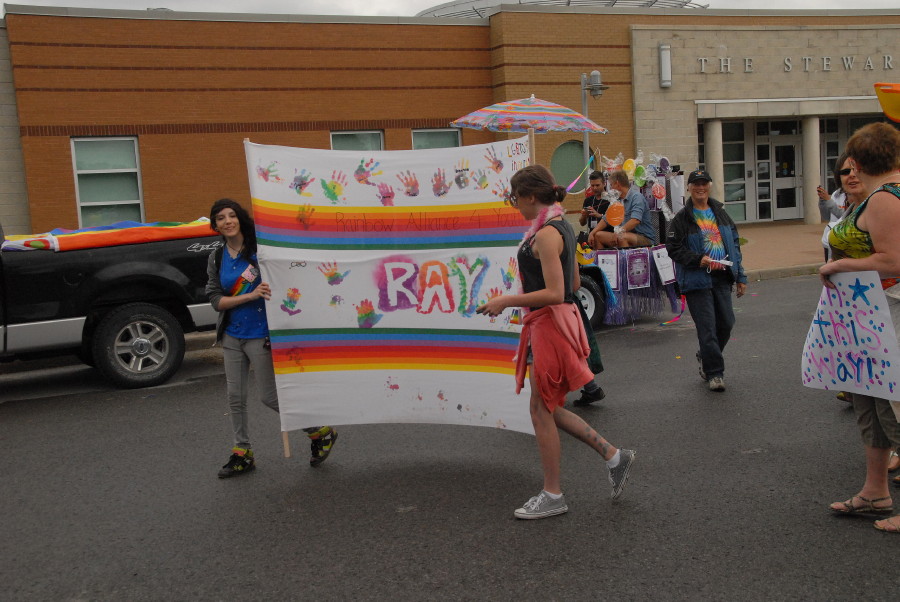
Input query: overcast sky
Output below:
<box><xmin>1</xmin><ymin>0</ymin><xmax>899</xmax><ymax>17</ymax></box>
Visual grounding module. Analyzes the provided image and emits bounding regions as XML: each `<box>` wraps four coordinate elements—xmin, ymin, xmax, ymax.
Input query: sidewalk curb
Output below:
<box><xmin>745</xmin><ymin>263</ymin><xmax>820</xmax><ymax>282</ymax></box>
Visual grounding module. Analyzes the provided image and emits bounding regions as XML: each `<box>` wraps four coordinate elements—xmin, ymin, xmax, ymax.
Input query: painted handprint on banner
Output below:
<box><xmin>354</xmin><ymin>158</ymin><xmax>383</xmax><ymax>186</ymax></box>
<box><xmin>329</xmin><ymin>295</ymin><xmax>344</xmax><ymax>307</ymax></box>
<box><xmin>501</xmin><ymin>257</ymin><xmax>518</xmax><ymax>290</ymax></box>
<box><xmin>318</xmin><ymin>261</ymin><xmax>350</xmax><ymax>286</ymax></box>
<box><xmin>376</xmin><ymin>182</ymin><xmax>395</xmax><ymax>206</ymax></box>
<box><xmin>454</xmin><ymin>158</ymin><xmax>470</xmax><ymax>190</ymax></box>
<box><xmin>354</xmin><ymin>299</ymin><xmax>383</xmax><ymax>329</ymax></box>
<box><xmin>483</xmin><ymin>287</ymin><xmax>504</xmax><ymax>323</ymax></box>
<box><xmin>296</xmin><ymin>204</ymin><xmax>315</xmax><ymax>229</ymax></box>
<box><xmin>473</xmin><ymin>169</ymin><xmax>489</xmax><ymax>190</ymax></box>
<box><xmin>256</xmin><ymin>162</ymin><xmax>281</xmax><ymax>183</ymax></box>
<box><xmin>321</xmin><ymin>170</ymin><xmax>349</xmax><ymax>203</ymax></box>
<box><xmin>484</xmin><ymin>147</ymin><xmax>503</xmax><ymax>174</ymax></box>
<box><xmin>280</xmin><ymin>288</ymin><xmax>302</xmax><ymax>316</ymax></box>
<box><xmin>492</xmin><ymin>178</ymin><xmax>513</xmax><ymax>205</ymax></box>
<box><xmin>396</xmin><ymin>170</ymin><xmax>419</xmax><ymax>197</ymax></box>
<box><xmin>290</xmin><ymin>169</ymin><xmax>315</xmax><ymax>196</ymax></box>
<box><xmin>432</xmin><ymin>168</ymin><xmax>451</xmax><ymax>197</ymax></box>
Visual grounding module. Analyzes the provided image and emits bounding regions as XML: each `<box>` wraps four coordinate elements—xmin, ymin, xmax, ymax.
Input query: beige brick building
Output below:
<box><xmin>1</xmin><ymin>2</ymin><xmax>898</xmax><ymax>233</ymax></box>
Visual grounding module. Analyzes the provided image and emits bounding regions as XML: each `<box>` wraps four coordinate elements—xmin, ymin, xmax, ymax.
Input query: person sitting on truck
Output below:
<box><xmin>579</xmin><ymin>170</ymin><xmax>611</xmax><ymax>237</ymax></box>
<box><xmin>587</xmin><ymin>170</ymin><xmax>655</xmax><ymax>249</ymax></box>
<box><xmin>206</xmin><ymin>198</ymin><xmax>338</xmax><ymax>478</ymax></box>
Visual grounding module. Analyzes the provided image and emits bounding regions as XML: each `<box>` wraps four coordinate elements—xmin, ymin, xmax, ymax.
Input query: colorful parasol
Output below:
<box><xmin>451</xmin><ymin>95</ymin><xmax>608</xmax><ymax>135</ymax></box>
<box><xmin>875</xmin><ymin>82</ymin><xmax>900</xmax><ymax>123</ymax></box>
<box><xmin>451</xmin><ymin>94</ymin><xmax>607</xmax><ymax>164</ymax></box>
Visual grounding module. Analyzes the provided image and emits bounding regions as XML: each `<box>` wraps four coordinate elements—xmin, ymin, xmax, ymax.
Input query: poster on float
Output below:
<box><xmin>244</xmin><ymin>137</ymin><xmax>538</xmax><ymax>434</ymax></box>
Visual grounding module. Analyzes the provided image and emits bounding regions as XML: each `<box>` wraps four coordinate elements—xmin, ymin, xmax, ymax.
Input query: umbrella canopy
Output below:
<box><xmin>451</xmin><ymin>95</ymin><xmax>608</xmax><ymax>134</ymax></box>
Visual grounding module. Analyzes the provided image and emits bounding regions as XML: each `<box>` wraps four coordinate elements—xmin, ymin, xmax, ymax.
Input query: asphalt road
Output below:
<box><xmin>2</xmin><ymin>275</ymin><xmax>898</xmax><ymax>601</ymax></box>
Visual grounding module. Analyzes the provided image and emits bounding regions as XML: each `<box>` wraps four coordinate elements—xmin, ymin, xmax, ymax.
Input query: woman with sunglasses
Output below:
<box><xmin>818</xmin><ymin>152</ymin><xmax>867</xmax><ymax>262</ymax></box>
<box><xmin>820</xmin><ymin>153</ymin><xmax>868</xmax><ymax>404</ymax></box>
<box><xmin>821</xmin><ymin>123</ymin><xmax>900</xmax><ymax>533</ymax></box>
<box><xmin>477</xmin><ymin>165</ymin><xmax>635</xmax><ymax>519</ymax></box>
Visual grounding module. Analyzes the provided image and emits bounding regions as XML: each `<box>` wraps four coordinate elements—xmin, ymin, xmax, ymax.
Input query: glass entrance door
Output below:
<box><xmin>773</xmin><ymin>141</ymin><xmax>802</xmax><ymax>220</ymax></box>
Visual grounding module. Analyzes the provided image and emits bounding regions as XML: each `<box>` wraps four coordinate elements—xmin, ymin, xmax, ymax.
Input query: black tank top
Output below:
<box><xmin>517</xmin><ymin>218</ymin><xmax>577</xmax><ymax>311</ymax></box>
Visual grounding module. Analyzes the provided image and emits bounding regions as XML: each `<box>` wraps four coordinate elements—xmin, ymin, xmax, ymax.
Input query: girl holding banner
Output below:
<box><xmin>206</xmin><ymin>199</ymin><xmax>338</xmax><ymax>478</ymax></box>
<box><xmin>820</xmin><ymin>123</ymin><xmax>900</xmax><ymax>533</ymax></box>
<box><xmin>477</xmin><ymin>165</ymin><xmax>635</xmax><ymax>520</ymax></box>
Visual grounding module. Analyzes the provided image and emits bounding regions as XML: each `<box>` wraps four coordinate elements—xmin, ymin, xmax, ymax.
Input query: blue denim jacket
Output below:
<box><xmin>665</xmin><ymin>197</ymin><xmax>747</xmax><ymax>293</ymax></box>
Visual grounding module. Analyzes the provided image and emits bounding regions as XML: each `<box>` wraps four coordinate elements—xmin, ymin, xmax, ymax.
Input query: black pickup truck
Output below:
<box><xmin>0</xmin><ymin>235</ymin><xmax>221</xmax><ymax>388</ymax></box>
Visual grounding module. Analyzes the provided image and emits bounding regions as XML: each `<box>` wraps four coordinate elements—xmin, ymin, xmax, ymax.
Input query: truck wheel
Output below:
<box><xmin>576</xmin><ymin>272</ymin><xmax>606</xmax><ymax>329</ymax></box>
<box><xmin>91</xmin><ymin>303</ymin><xmax>185</xmax><ymax>389</ymax></box>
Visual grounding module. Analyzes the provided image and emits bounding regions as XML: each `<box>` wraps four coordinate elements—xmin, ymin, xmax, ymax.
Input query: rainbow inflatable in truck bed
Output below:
<box><xmin>875</xmin><ymin>82</ymin><xmax>900</xmax><ymax>123</ymax></box>
<box><xmin>1</xmin><ymin>218</ymin><xmax>216</xmax><ymax>252</ymax></box>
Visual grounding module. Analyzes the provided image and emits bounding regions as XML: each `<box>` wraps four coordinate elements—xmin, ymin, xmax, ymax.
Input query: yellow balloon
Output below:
<box><xmin>623</xmin><ymin>158</ymin><xmax>636</xmax><ymax>176</ymax></box>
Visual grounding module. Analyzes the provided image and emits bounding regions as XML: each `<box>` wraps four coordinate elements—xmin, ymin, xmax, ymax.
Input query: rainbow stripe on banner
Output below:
<box><xmin>270</xmin><ymin>328</ymin><xmax>519</xmax><ymax>375</ymax></box>
<box><xmin>252</xmin><ymin>198</ymin><xmax>528</xmax><ymax>250</ymax></box>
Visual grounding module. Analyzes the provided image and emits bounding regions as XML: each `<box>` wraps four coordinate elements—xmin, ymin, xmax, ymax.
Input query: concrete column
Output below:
<box><xmin>703</xmin><ymin>120</ymin><xmax>724</xmax><ymax>201</ymax></box>
<box><xmin>802</xmin><ymin>116</ymin><xmax>821</xmax><ymax>224</ymax></box>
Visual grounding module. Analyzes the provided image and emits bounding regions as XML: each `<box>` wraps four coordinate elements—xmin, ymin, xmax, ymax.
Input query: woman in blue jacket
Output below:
<box><xmin>665</xmin><ymin>170</ymin><xmax>748</xmax><ymax>392</ymax></box>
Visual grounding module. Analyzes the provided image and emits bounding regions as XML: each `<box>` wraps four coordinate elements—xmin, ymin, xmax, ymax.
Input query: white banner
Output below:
<box><xmin>244</xmin><ymin>137</ymin><xmax>538</xmax><ymax>434</ymax></box>
<box><xmin>801</xmin><ymin>271</ymin><xmax>900</xmax><ymax>418</ymax></box>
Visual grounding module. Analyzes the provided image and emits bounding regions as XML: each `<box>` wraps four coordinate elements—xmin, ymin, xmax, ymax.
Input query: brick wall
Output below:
<box><xmin>5</xmin><ymin>9</ymin><xmax>900</xmax><ymax>231</ymax></box>
<box><xmin>0</xmin><ymin>23</ymin><xmax>29</xmax><ymax>236</ymax></box>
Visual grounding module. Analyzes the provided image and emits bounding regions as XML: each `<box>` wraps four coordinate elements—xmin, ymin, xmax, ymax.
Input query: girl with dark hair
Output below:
<box><xmin>820</xmin><ymin>123</ymin><xmax>900</xmax><ymax>532</ymax></box>
<box><xmin>477</xmin><ymin>165</ymin><xmax>635</xmax><ymax>519</ymax></box>
<box><xmin>206</xmin><ymin>198</ymin><xmax>337</xmax><ymax>478</ymax></box>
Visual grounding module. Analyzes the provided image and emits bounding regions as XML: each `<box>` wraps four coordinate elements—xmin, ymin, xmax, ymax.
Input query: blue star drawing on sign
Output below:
<box><xmin>848</xmin><ymin>277</ymin><xmax>872</xmax><ymax>305</ymax></box>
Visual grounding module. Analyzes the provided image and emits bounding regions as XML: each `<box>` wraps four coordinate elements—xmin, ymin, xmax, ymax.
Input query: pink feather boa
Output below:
<box><xmin>521</xmin><ymin>202</ymin><xmax>565</xmax><ymax>245</ymax></box>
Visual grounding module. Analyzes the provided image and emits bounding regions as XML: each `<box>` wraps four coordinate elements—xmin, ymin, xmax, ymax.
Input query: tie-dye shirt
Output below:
<box><xmin>692</xmin><ymin>208</ymin><xmax>726</xmax><ymax>262</ymax></box>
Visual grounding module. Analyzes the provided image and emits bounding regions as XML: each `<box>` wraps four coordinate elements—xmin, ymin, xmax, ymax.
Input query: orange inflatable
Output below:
<box><xmin>605</xmin><ymin>202</ymin><xmax>625</xmax><ymax>227</ymax></box>
<box><xmin>875</xmin><ymin>82</ymin><xmax>900</xmax><ymax>123</ymax></box>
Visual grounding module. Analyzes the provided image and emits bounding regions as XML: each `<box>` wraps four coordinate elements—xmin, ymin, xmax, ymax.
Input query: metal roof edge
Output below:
<box><xmin>492</xmin><ymin>4</ymin><xmax>900</xmax><ymax>17</ymax></box>
<box><xmin>1</xmin><ymin>4</ymin><xmax>489</xmax><ymax>26</ymax></box>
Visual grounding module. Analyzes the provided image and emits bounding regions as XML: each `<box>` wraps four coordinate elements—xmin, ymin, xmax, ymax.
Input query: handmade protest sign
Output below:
<box><xmin>801</xmin><ymin>271</ymin><xmax>900</xmax><ymax>416</ymax></box>
<box><xmin>245</xmin><ymin>138</ymin><xmax>536</xmax><ymax>434</ymax></box>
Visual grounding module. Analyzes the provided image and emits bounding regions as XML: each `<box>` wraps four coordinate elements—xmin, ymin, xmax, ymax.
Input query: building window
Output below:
<box><xmin>722</xmin><ymin>122</ymin><xmax>747</xmax><ymax>223</ymax></box>
<box><xmin>331</xmin><ymin>131</ymin><xmax>384</xmax><ymax>151</ymax></box>
<box><xmin>550</xmin><ymin>141</ymin><xmax>587</xmax><ymax>194</ymax></box>
<box><xmin>71</xmin><ymin>137</ymin><xmax>143</xmax><ymax>228</ymax></box>
<box><xmin>412</xmin><ymin>129</ymin><xmax>460</xmax><ymax>149</ymax></box>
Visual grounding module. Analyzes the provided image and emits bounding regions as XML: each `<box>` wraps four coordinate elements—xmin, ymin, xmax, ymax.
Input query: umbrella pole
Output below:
<box><xmin>528</xmin><ymin>127</ymin><xmax>535</xmax><ymax>166</ymax></box>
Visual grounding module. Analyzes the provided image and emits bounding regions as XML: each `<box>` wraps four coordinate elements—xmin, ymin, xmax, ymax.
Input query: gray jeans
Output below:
<box><xmin>222</xmin><ymin>334</ymin><xmax>279</xmax><ymax>449</ymax></box>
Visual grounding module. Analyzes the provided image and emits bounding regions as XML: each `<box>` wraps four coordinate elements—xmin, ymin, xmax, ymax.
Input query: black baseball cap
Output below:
<box><xmin>687</xmin><ymin>170</ymin><xmax>712</xmax><ymax>184</ymax></box>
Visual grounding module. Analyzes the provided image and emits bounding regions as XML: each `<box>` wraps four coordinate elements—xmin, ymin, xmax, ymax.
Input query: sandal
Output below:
<box><xmin>830</xmin><ymin>495</ymin><xmax>894</xmax><ymax>515</ymax></box>
<box><xmin>889</xmin><ymin>451</ymin><xmax>900</xmax><ymax>473</ymax></box>
<box><xmin>874</xmin><ymin>515</ymin><xmax>900</xmax><ymax>533</ymax></box>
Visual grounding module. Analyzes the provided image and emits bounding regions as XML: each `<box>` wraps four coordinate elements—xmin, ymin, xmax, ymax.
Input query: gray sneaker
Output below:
<box><xmin>513</xmin><ymin>491</ymin><xmax>568</xmax><ymax>519</ymax></box>
<box><xmin>708</xmin><ymin>376</ymin><xmax>725</xmax><ymax>392</ymax></box>
<box><xmin>608</xmin><ymin>449</ymin><xmax>635</xmax><ymax>499</ymax></box>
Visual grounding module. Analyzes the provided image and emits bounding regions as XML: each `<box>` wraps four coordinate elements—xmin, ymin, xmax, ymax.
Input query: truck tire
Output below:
<box><xmin>576</xmin><ymin>272</ymin><xmax>605</xmax><ymax>329</ymax></box>
<box><xmin>91</xmin><ymin>302</ymin><xmax>185</xmax><ymax>389</ymax></box>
